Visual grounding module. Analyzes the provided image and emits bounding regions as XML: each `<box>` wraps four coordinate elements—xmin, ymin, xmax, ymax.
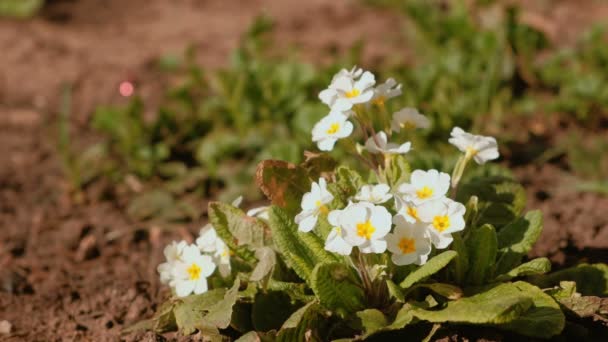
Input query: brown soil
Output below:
<box><xmin>0</xmin><ymin>0</ymin><xmax>607</xmax><ymax>341</ymax></box>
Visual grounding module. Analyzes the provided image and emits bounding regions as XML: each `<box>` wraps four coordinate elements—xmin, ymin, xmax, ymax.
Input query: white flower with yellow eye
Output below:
<box><xmin>196</xmin><ymin>225</ymin><xmax>232</xmax><ymax>277</ymax></box>
<box><xmin>448</xmin><ymin>127</ymin><xmax>499</xmax><ymax>164</ymax></box>
<box><xmin>332</xmin><ymin>202</ymin><xmax>392</xmax><ymax>254</ymax></box>
<box><xmin>386</xmin><ymin>216</ymin><xmax>432</xmax><ymax>266</ymax></box>
<box><xmin>417</xmin><ymin>198</ymin><xmax>466</xmax><ymax>249</ymax></box>
<box><xmin>157</xmin><ymin>240</ymin><xmax>188</xmax><ymax>284</ymax></box>
<box><xmin>398</xmin><ymin>169</ymin><xmax>450</xmax><ymax>205</ymax></box>
<box><xmin>365</xmin><ymin>131</ymin><xmax>411</xmax><ymax>155</ymax></box>
<box><xmin>394</xmin><ymin>195</ymin><xmax>420</xmax><ymax>224</ymax></box>
<box><xmin>372</xmin><ymin>78</ymin><xmax>402</xmax><ymax>106</ymax></box>
<box><xmin>295</xmin><ymin>178</ymin><xmax>334</xmax><ymax>232</ymax></box>
<box><xmin>324</xmin><ymin>209</ymin><xmax>353</xmax><ymax>256</ymax></box>
<box><xmin>312</xmin><ymin>111</ymin><xmax>354</xmax><ymax>151</ymax></box>
<box><xmin>319</xmin><ymin>70</ymin><xmax>376</xmax><ymax>111</ymax></box>
<box><xmin>170</xmin><ymin>245</ymin><xmax>216</xmax><ymax>297</ymax></box>
<box><xmin>354</xmin><ymin>184</ymin><xmax>393</xmax><ymax>204</ymax></box>
<box><xmin>391</xmin><ymin>108</ymin><xmax>431</xmax><ymax>132</ymax></box>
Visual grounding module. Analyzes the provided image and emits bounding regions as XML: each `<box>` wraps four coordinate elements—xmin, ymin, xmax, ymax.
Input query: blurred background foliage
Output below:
<box><xmin>56</xmin><ymin>0</ymin><xmax>608</xmax><ymax>223</ymax></box>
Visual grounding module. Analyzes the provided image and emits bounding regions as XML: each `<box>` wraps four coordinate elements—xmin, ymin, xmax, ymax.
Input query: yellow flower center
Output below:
<box><xmin>372</xmin><ymin>96</ymin><xmax>386</xmax><ymax>106</ymax></box>
<box><xmin>433</xmin><ymin>215</ymin><xmax>451</xmax><ymax>232</ymax></box>
<box><xmin>465</xmin><ymin>146</ymin><xmax>478</xmax><ymax>158</ymax></box>
<box><xmin>187</xmin><ymin>263</ymin><xmax>202</xmax><ymax>280</ymax></box>
<box><xmin>406</xmin><ymin>206</ymin><xmax>419</xmax><ymax>221</ymax></box>
<box><xmin>345</xmin><ymin>88</ymin><xmax>361</xmax><ymax>98</ymax></box>
<box><xmin>356</xmin><ymin>220</ymin><xmax>376</xmax><ymax>240</ymax></box>
<box><xmin>400</xmin><ymin>121</ymin><xmax>417</xmax><ymax>130</ymax></box>
<box><xmin>315</xmin><ymin>200</ymin><xmax>329</xmax><ymax>214</ymax></box>
<box><xmin>334</xmin><ymin>226</ymin><xmax>342</xmax><ymax>235</ymax></box>
<box><xmin>326</xmin><ymin>122</ymin><xmax>340</xmax><ymax>135</ymax></box>
<box><xmin>416</xmin><ymin>186</ymin><xmax>434</xmax><ymax>199</ymax></box>
<box><xmin>398</xmin><ymin>237</ymin><xmax>416</xmax><ymax>254</ymax></box>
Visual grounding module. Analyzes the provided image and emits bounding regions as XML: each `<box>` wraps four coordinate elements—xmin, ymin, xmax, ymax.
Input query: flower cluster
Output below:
<box><xmin>299</xmin><ymin>67</ymin><xmax>500</xmax><ymax>266</ymax></box>
<box><xmin>157</xmin><ymin>199</ymin><xmax>269</xmax><ymax>297</ymax></box>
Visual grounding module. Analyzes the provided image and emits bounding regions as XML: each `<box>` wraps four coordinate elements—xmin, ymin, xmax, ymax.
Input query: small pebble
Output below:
<box><xmin>0</xmin><ymin>320</ymin><xmax>12</xmax><ymax>334</ymax></box>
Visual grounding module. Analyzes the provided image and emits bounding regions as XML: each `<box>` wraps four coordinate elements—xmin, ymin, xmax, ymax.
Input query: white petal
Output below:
<box><xmin>194</xmin><ymin>278</ymin><xmax>209</xmax><ymax>294</ymax></box>
<box><xmin>175</xmin><ymin>280</ymin><xmax>195</xmax><ymax>297</ymax></box>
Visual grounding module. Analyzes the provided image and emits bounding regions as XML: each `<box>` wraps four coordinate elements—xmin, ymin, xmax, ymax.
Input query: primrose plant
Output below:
<box><xmin>142</xmin><ymin>67</ymin><xmax>608</xmax><ymax>340</ymax></box>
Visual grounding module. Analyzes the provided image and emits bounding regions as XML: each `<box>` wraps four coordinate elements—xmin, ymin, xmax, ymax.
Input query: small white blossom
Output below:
<box><xmin>394</xmin><ymin>195</ymin><xmax>420</xmax><ymax>224</ymax></box>
<box><xmin>417</xmin><ymin>198</ymin><xmax>466</xmax><ymax>249</ymax></box>
<box><xmin>196</xmin><ymin>224</ymin><xmax>219</xmax><ymax>253</ymax></box>
<box><xmin>247</xmin><ymin>206</ymin><xmax>270</xmax><ymax>220</ymax></box>
<box><xmin>391</xmin><ymin>108</ymin><xmax>431</xmax><ymax>132</ymax></box>
<box><xmin>331</xmin><ymin>66</ymin><xmax>364</xmax><ymax>81</ymax></box>
<box><xmin>399</xmin><ymin>169</ymin><xmax>450</xmax><ymax>205</ymax></box>
<box><xmin>330</xmin><ymin>202</ymin><xmax>392</xmax><ymax>254</ymax></box>
<box><xmin>386</xmin><ymin>216</ymin><xmax>432</xmax><ymax>266</ymax></box>
<box><xmin>170</xmin><ymin>245</ymin><xmax>216</xmax><ymax>297</ymax></box>
<box><xmin>295</xmin><ymin>178</ymin><xmax>334</xmax><ymax>232</ymax></box>
<box><xmin>312</xmin><ymin>111</ymin><xmax>354</xmax><ymax>151</ymax></box>
<box><xmin>196</xmin><ymin>225</ymin><xmax>231</xmax><ymax>277</ymax></box>
<box><xmin>324</xmin><ymin>210</ymin><xmax>353</xmax><ymax>255</ymax></box>
<box><xmin>448</xmin><ymin>127</ymin><xmax>499</xmax><ymax>164</ymax></box>
<box><xmin>157</xmin><ymin>240</ymin><xmax>188</xmax><ymax>284</ymax></box>
<box><xmin>365</xmin><ymin>131</ymin><xmax>411</xmax><ymax>155</ymax></box>
<box><xmin>372</xmin><ymin>78</ymin><xmax>402</xmax><ymax>106</ymax></box>
<box><xmin>212</xmin><ymin>238</ymin><xmax>231</xmax><ymax>277</ymax></box>
<box><xmin>354</xmin><ymin>184</ymin><xmax>393</xmax><ymax>204</ymax></box>
<box><xmin>319</xmin><ymin>70</ymin><xmax>376</xmax><ymax>111</ymax></box>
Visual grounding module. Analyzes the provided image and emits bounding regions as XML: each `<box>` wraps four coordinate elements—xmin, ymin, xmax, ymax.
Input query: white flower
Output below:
<box><xmin>312</xmin><ymin>111</ymin><xmax>354</xmax><ymax>151</ymax></box>
<box><xmin>354</xmin><ymin>184</ymin><xmax>393</xmax><ymax>204</ymax></box>
<box><xmin>231</xmin><ymin>196</ymin><xmax>243</xmax><ymax>207</ymax></box>
<box><xmin>331</xmin><ymin>202</ymin><xmax>392</xmax><ymax>253</ymax></box>
<box><xmin>448</xmin><ymin>127</ymin><xmax>499</xmax><ymax>164</ymax></box>
<box><xmin>417</xmin><ymin>198</ymin><xmax>466</xmax><ymax>249</ymax></box>
<box><xmin>213</xmin><ymin>238</ymin><xmax>232</xmax><ymax>277</ymax></box>
<box><xmin>391</xmin><ymin>108</ymin><xmax>431</xmax><ymax>132</ymax></box>
<box><xmin>324</xmin><ymin>210</ymin><xmax>353</xmax><ymax>255</ymax></box>
<box><xmin>170</xmin><ymin>245</ymin><xmax>216</xmax><ymax>297</ymax></box>
<box><xmin>365</xmin><ymin>131</ymin><xmax>411</xmax><ymax>155</ymax></box>
<box><xmin>319</xmin><ymin>70</ymin><xmax>376</xmax><ymax>111</ymax></box>
<box><xmin>398</xmin><ymin>169</ymin><xmax>450</xmax><ymax>204</ymax></box>
<box><xmin>157</xmin><ymin>240</ymin><xmax>188</xmax><ymax>284</ymax></box>
<box><xmin>196</xmin><ymin>224</ymin><xmax>219</xmax><ymax>253</ymax></box>
<box><xmin>331</xmin><ymin>66</ymin><xmax>364</xmax><ymax>81</ymax></box>
<box><xmin>247</xmin><ymin>206</ymin><xmax>270</xmax><ymax>220</ymax></box>
<box><xmin>295</xmin><ymin>178</ymin><xmax>334</xmax><ymax>232</ymax></box>
<box><xmin>386</xmin><ymin>216</ymin><xmax>432</xmax><ymax>266</ymax></box>
<box><xmin>372</xmin><ymin>78</ymin><xmax>402</xmax><ymax>106</ymax></box>
<box><xmin>394</xmin><ymin>195</ymin><xmax>420</xmax><ymax>224</ymax></box>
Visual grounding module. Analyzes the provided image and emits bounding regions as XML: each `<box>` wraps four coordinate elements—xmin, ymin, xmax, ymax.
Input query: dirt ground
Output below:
<box><xmin>0</xmin><ymin>0</ymin><xmax>607</xmax><ymax>341</ymax></box>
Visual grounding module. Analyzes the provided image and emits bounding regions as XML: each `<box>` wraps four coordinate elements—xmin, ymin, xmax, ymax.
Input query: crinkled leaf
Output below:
<box><xmin>256</xmin><ymin>160</ymin><xmax>311</xmax><ymax>214</ymax></box>
<box><xmin>203</xmin><ymin>279</ymin><xmax>240</xmax><ymax>329</ymax></box>
<box><xmin>268</xmin><ymin>206</ymin><xmax>338</xmax><ymax>282</ymax></box>
<box><xmin>400</xmin><ymin>251</ymin><xmax>457</xmax><ymax>289</ymax></box>
<box><xmin>530</xmin><ymin>263</ymin><xmax>608</xmax><ymax>296</ymax></box>
<box><xmin>386</xmin><ymin>154</ymin><xmax>411</xmax><ymax>188</ymax></box>
<box><xmin>302</xmin><ymin>152</ymin><xmax>337</xmax><ymax>180</ymax></box>
<box><xmin>498</xmin><ymin>282</ymin><xmax>565</xmax><ymax>338</ymax></box>
<box><xmin>332</xmin><ymin>166</ymin><xmax>364</xmax><ymax>202</ymax></box>
<box><xmin>174</xmin><ymin>289</ymin><xmax>227</xmax><ymax>335</ymax></box>
<box><xmin>495</xmin><ymin>210</ymin><xmax>543</xmax><ymax>275</ymax></box>
<box><xmin>277</xmin><ymin>302</ymin><xmax>327</xmax><ymax>342</ymax></box>
<box><xmin>208</xmin><ymin>202</ymin><xmax>268</xmax><ymax>263</ymax></box>
<box><xmin>281</xmin><ymin>301</ymin><xmax>317</xmax><ymax>329</ymax></box>
<box><xmin>559</xmin><ymin>295</ymin><xmax>608</xmax><ymax>321</ymax></box>
<box><xmin>419</xmin><ymin>283</ymin><xmax>463</xmax><ymax>300</ymax></box>
<box><xmin>457</xmin><ymin>176</ymin><xmax>526</xmax><ymax>228</ymax></box>
<box><xmin>386</xmin><ymin>280</ymin><xmax>405</xmax><ymax>302</ymax></box>
<box><xmin>250</xmin><ymin>247</ymin><xmax>276</xmax><ymax>282</ymax></box>
<box><xmin>495</xmin><ymin>257</ymin><xmax>551</xmax><ymax>282</ymax></box>
<box><xmin>267</xmin><ymin>280</ymin><xmax>315</xmax><ymax>303</ymax></box>
<box><xmin>252</xmin><ymin>291</ymin><xmax>299</xmax><ymax>332</ymax></box>
<box><xmin>357</xmin><ymin>309</ymin><xmax>388</xmax><ymax>335</ymax></box>
<box><xmin>465</xmin><ymin>224</ymin><xmax>497</xmax><ymax>285</ymax></box>
<box><xmin>311</xmin><ymin>262</ymin><xmax>366</xmax><ymax>317</ymax></box>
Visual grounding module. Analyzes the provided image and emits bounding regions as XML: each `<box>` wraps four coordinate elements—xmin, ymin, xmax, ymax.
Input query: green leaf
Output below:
<box><xmin>332</xmin><ymin>166</ymin><xmax>364</xmax><ymax>202</ymax></box>
<box><xmin>356</xmin><ymin>309</ymin><xmax>388</xmax><ymax>335</ymax></box>
<box><xmin>495</xmin><ymin>211</ymin><xmax>543</xmax><ymax>275</ymax></box>
<box><xmin>174</xmin><ymin>289</ymin><xmax>227</xmax><ymax>335</ymax></box>
<box><xmin>276</xmin><ymin>302</ymin><xmax>327</xmax><ymax>342</ymax></box>
<box><xmin>386</xmin><ymin>280</ymin><xmax>405</xmax><ymax>302</ymax></box>
<box><xmin>208</xmin><ymin>202</ymin><xmax>268</xmax><ymax>263</ymax></box>
<box><xmin>250</xmin><ymin>247</ymin><xmax>276</xmax><ymax>282</ymax></box>
<box><xmin>400</xmin><ymin>251</ymin><xmax>457</xmax><ymax>289</ymax></box>
<box><xmin>310</xmin><ymin>262</ymin><xmax>366</xmax><ymax>317</ymax></box>
<box><xmin>494</xmin><ymin>257</ymin><xmax>551</xmax><ymax>282</ymax></box>
<box><xmin>281</xmin><ymin>301</ymin><xmax>316</xmax><ymax>329</ymax></box>
<box><xmin>256</xmin><ymin>160</ymin><xmax>311</xmax><ymax>214</ymax></box>
<box><xmin>385</xmin><ymin>154</ymin><xmax>411</xmax><ymax>188</ymax></box>
<box><xmin>465</xmin><ymin>224</ymin><xmax>497</xmax><ymax>285</ymax></box>
<box><xmin>252</xmin><ymin>291</ymin><xmax>298</xmax><ymax>332</ymax></box>
<box><xmin>268</xmin><ymin>206</ymin><xmax>338</xmax><ymax>282</ymax></box>
<box><xmin>203</xmin><ymin>279</ymin><xmax>241</xmax><ymax>329</ymax></box>
<box><xmin>0</xmin><ymin>0</ymin><xmax>43</xmax><ymax>18</ymax></box>
<box><xmin>530</xmin><ymin>263</ymin><xmax>608</xmax><ymax>296</ymax></box>
<box><xmin>498</xmin><ymin>282</ymin><xmax>565</xmax><ymax>338</ymax></box>
<box><xmin>447</xmin><ymin>233</ymin><xmax>468</xmax><ymax>284</ymax></box>
<box><xmin>419</xmin><ymin>283</ymin><xmax>463</xmax><ymax>300</ymax></box>
<box><xmin>457</xmin><ymin>176</ymin><xmax>526</xmax><ymax>228</ymax></box>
